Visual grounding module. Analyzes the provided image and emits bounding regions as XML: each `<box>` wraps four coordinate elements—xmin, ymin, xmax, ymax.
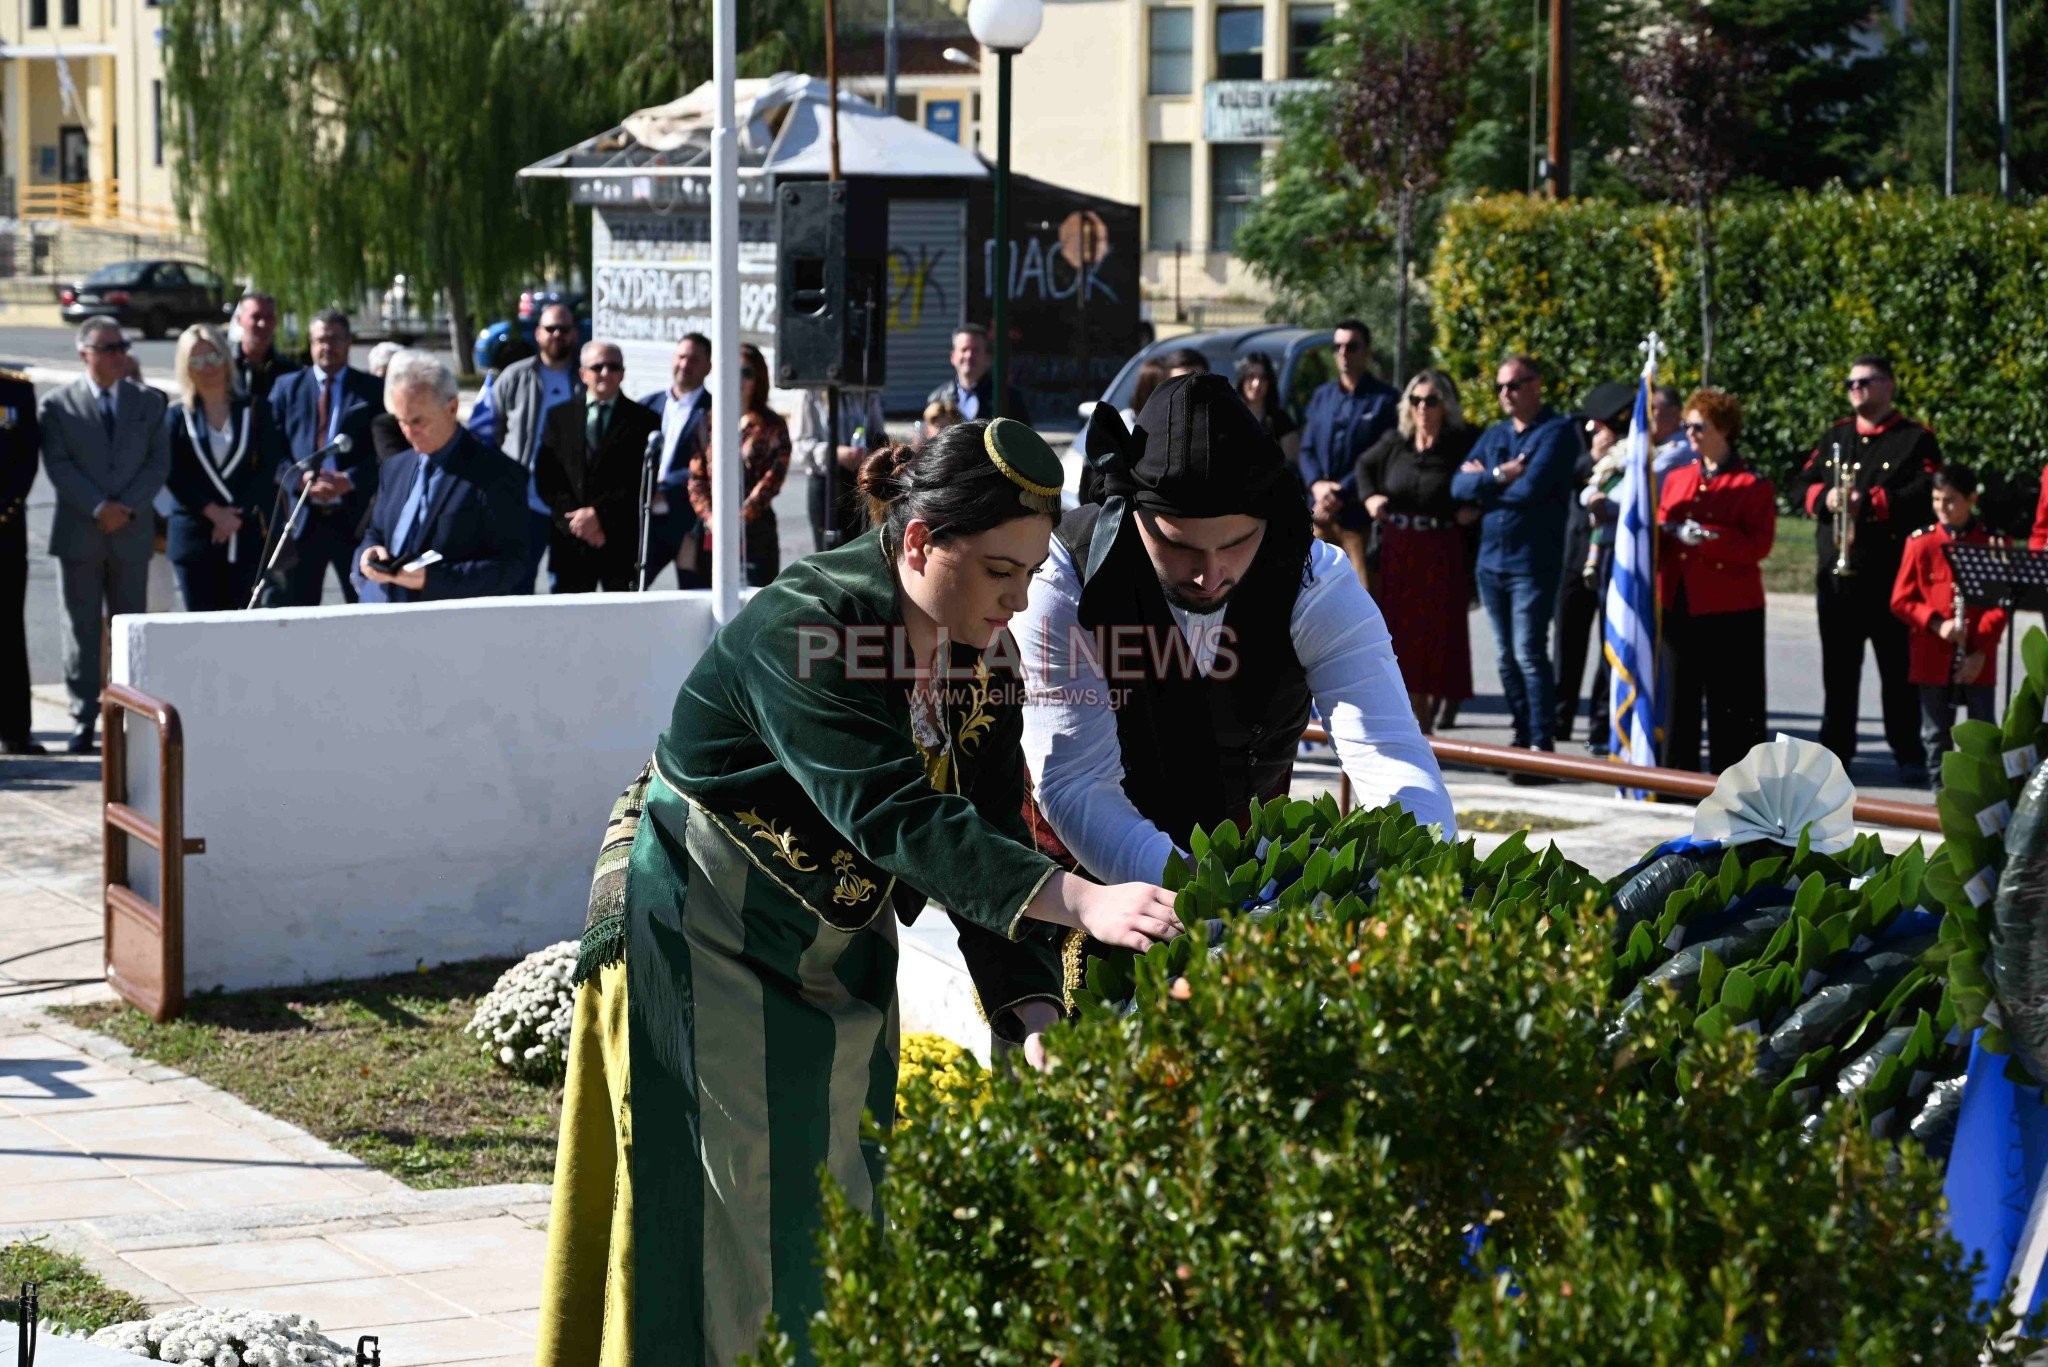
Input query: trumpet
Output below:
<box><xmin>1831</xmin><ymin>443</ymin><xmax>1861</xmax><ymax>578</ymax></box>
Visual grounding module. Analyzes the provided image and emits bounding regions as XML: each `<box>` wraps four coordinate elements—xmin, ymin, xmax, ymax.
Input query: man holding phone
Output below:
<box><xmin>353</xmin><ymin>350</ymin><xmax>529</xmax><ymax>604</ymax></box>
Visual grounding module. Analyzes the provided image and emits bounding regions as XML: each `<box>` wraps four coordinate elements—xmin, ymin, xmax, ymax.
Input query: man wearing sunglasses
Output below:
<box><xmin>468</xmin><ymin>300</ymin><xmax>585</xmax><ymax>591</ymax></box>
<box><xmin>535</xmin><ymin>342</ymin><xmax>659</xmax><ymax>592</ymax></box>
<box><xmin>38</xmin><ymin>317</ymin><xmax>169</xmax><ymax>752</ymax></box>
<box><xmin>1449</xmin><ymin>353</ymin><xmax>1577</xmax><ymax>770</ymax></box>
<box><xmin>1793</xmin><ymin>353</ymin><xmax>1942</xmax><ymax>783</ymax></box>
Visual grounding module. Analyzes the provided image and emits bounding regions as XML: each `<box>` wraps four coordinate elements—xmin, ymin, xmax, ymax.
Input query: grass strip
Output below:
<box><xmin>1</xmin><ymin>1238</ymin><xmax>150</xmax><ymax>1337</ymax></box>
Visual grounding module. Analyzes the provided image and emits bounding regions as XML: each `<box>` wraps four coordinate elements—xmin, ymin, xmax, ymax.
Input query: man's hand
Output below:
<box><xmin>568</xmin><ymin>507</ymin><xmax>606</xmax><ymax>547</ymax></box>
<box><xmin>835</xmin><ymin>444</ymin><xmax>866</xmax><ymax>471</ymax></box>
<box><xmin>358</xmin><ymin>545</ymin><xmax>425</xmax><ymax>591</ymax></box>
<box><xmin>204</xmin><ymin>505</ymin><xmax>243</xmax><ymax>544</ymax></box>
<box><xmin>1964</xmin><ymin>650</ymin><xmax>1988</xmax><ymax>685</ymax></box>
<box><xmin>94</xmin><ymin>502</ymin><xmax>133</xmax><ymax>535</ymax></box>
<box><xmin>1459</xmin><ymin>457</ymin><xmax>1487</xmax><ymax>476</ymax></box>
<box><xmin>1363</xmin><ymin>493</ymin><xmax>1390</xmax><ymax>521</ymax></box>
<box><xmin>1455</xmin><ymin>505</ymin><xmax>1480</xmax><ymax>527</ymax></box>
<box><xmin>1310</xmin><ymin>479</ymin><xmax>1343</xmax><ymax>523</ymax></box>
<box><xmin>1494</xmin><ymin>455</ymin><xmax>1528</xmax><ymax>484</ymax></box>
<box><xmin>1938</xmin><ymin>617</ymin><xmax>1966</xmax><ymax>644</ymax></box>
<box><xmin>1824</xmin><ymin>487</ymin><xmax>1863</xmax><ymax>514</ymax></box>
<box><xmin>1014</xmin><ymin>1000</ymin><xmax>1061</xmax><ymax>1074</ymax></box>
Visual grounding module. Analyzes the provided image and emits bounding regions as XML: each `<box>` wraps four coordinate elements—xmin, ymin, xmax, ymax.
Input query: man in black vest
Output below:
<box><xmin>1792</xmin><ymin>353</ymin><xmax>1942</xmax><ymax>784</ymax></box>
<box><xmin>999</xmin><ymin>375</ymin><xmax>1453</xmax><ymax>1054</ymax></box>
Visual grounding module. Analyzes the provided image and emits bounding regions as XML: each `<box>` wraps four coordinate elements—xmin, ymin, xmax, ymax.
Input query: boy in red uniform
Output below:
<box><xmin>1890</xmin><ymin>463</ymin><xmax>2007</xmax><ymax>777</ymax></box>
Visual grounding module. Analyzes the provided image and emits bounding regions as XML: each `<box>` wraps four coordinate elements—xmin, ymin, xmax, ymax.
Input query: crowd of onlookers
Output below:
<box><xmin>0</xmin><ymin>294</ymin><xmax>2019</xmax><ymax>786</ymax></box>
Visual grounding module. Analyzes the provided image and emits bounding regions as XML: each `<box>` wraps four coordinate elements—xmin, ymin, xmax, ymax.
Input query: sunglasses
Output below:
<box><xmin>1682</xmin><ymin>420</ymin><xmax>1712</xmax><ymax>435</ymax></box>
<box><xmin>85</xmin><ymin>340</ymin><xmax>132</xmax><ymax>354</ymax></box>
<box><xmin>1845</xmin><ymin>376</ymin><xmax>1884</xmax><ymax>390</ymax></box>
<box><xmin>539</xmin><ymin>324</ymin><xmax>574</xmax><ymax>334</ymax></box>
<box><xmin>585</xmin><ymin>362</ymin><xmax>623</xmax><ymax>374</ymax></box>
<box><xmin>189</xmin><ymin>352</ymin><xmax>225</xmax><ymax>370</ymax></box>
<box><xmin>1495</xmin><ymin>377</ymin><xmax>1533</xmax><ymax>394</ymax></box>
<box><xmin>1408</xmin><ymin>393</ymin><xmax>1441</xmax><ymax>408</ymax></box>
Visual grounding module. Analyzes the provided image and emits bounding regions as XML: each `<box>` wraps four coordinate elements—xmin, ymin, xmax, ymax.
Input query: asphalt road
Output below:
<box><xmin>5</xmin><ymin>331</ymin><xmax>1947</xmax><ymax>807</ymax></box>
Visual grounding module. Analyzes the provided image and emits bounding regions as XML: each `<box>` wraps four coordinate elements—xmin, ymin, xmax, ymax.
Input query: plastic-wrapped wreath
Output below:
<box><xmin>465</xmin><ymin>939</ymin><xmax>578</xmax><ymax>1082</ymax></box>
<box><xmin>89</xmin><ymin>1308</ymin><xmax>352</xmax><ymax>1365</ymax></box>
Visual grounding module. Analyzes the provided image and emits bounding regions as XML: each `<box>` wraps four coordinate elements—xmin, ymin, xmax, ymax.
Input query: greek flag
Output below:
<box><xmin>1603</xmin><ymin>367</ymin><xmax>1660</xmax><ymax>793</ymax></box>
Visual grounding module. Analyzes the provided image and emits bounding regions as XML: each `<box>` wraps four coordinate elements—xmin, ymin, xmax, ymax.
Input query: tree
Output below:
<box><xmin>1329</xmin><ymin>16</ymin><xmax>1474</xmax><ymax>383</ymax></box>
<box><xmin>1890</xmin><ymin>0</ymin><xmax>2048</xmax><ymax>199</ymax></box>
<box><xmin>167</xmin><ymin>0</ymin><xmax>568</xmax><ymax>356</ymax></box>
<box><xmin>1624</xmin><ymin>12</ymin><xmax>1761</xmax><ymax>386</ymax></box>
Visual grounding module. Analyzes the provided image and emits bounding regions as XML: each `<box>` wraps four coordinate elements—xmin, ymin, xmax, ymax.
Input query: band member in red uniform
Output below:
<box><xmin>1658</xmin><ymin>388</ymin><xmax>1775</xmax><ymax>774</ymax></box>
<box><xmin>1794</xmin><ymin>354</ymin><xmax>1942</xmax><ymax>783</ymax></box>
<box><xmin>1891</xmin><ymin>464</ymin><xmax>2008</xmax><ymax>777</ymax></box>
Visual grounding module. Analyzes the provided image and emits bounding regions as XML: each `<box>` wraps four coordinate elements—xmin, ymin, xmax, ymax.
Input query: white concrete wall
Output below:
<box><xmin>112</xmin><ymin>593</ymin><xmax>721</xmax><ymax>994</ymax></box>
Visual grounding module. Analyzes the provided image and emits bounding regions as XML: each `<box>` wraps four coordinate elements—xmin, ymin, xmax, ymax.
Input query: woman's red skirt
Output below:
<box><xmin>1377</xmin><ymin>523</ymin><xmax>1473</xmax><ymax>700</ymax></box>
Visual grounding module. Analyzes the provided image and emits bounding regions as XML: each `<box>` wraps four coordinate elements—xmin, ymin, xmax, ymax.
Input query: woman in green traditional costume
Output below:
<box><xmin>536</xmin><ymin>418</ymin><xmax>1183</xmax><ymax>1367</ymax></box>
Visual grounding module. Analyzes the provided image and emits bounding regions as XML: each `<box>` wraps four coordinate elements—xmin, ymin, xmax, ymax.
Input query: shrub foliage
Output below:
<box><xmin>794</xmin><ymin>870</ymin><xmax>2021</xmax><ymax>1363</ymax></box>
<box><xmin>1429</xmin><ymin>188</ymin><xmax>2048</xmax><ymax>492</ymax></box>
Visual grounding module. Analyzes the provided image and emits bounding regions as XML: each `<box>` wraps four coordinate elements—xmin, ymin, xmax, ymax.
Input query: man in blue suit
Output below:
<box><xmin>1449</xmin><ymin>353</ymin><xmax>1578</xmax><ymax>769</ymax></box>
<box><xmin>270</xmin><ymin>308</ymin><xmax>384</xmax><ymax>604</ymax></box>
<box><xmin>637</xmin><ymin>332</ymin><xmax>711</xmax><ymax>588</ymax></box>
<box><xmin>352</xmin><ymin>351</ymin><xmax>529</xmax><ymax>604</ymax></box>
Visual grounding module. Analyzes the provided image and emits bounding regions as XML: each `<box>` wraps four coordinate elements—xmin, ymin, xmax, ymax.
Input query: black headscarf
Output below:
<box><xmin>1079</xmin><ymin>372</ymin><xmax>1312</xmax><ymax>583</ymax></box>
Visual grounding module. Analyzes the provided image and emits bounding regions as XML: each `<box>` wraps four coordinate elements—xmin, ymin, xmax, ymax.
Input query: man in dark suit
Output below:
<box><xmin>352</xmin><ymin>350</ymin><xmax>530</xmax><ymax>604</ymax></box>
<box><xmin>537</xmin><ymin>342</ymin><xmax>660</xmax><ymax>593</ymax></box>
<box><xmin>638</xmin><ymin>332</ymin><xmax>711</xmax><ymax>588</ymax></box>
<box><xmin>925</xmin><ymin>323</ymin><xmax>1026</xmax><ymax>422</ymax></box>
<box><xmin>1</xmin><ymin>365</ymin><xmax>41</xmax><ymax>753</ymax></box>
<box><xmin>39</xmin><ymin>317</ymin><xmax>171</xmax><ymax>752</ymax></box>
<box><xmin>270</xmin><ymin>308</ymin><xmax>384</xmax><ymax>605</ymax></box>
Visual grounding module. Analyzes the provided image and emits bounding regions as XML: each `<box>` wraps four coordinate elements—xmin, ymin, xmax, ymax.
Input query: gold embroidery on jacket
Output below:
<box><xmin>735</xmin><ymin>809</ymin><xmax>816</xmax><ymax>872</ymax></box>
<box><xmin>831</xmin><ymin>850</ymin><xmax>878</xmax><ymax>907</ymax></box>
<box><xmin>956</xmin><ymin>658</ymin><xmax>996</xmax><ymax>753</ymax></box>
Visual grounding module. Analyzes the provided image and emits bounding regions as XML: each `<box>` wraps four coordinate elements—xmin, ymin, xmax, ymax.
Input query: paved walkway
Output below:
<box><xmin>0</xmin><ymin>1011</ymin><xmax>550</xmax><ymax>1366</ymax></box>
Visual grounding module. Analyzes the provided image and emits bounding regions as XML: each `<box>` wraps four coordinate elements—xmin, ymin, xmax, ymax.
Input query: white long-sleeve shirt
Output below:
<box><xmin>1014</xmin><ymin>534</ymin><xmax>1457</xmax><ymax>886</ymax></box>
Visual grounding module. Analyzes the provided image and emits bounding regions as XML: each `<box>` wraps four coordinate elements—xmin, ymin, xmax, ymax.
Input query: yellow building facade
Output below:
<box><xmin>2</xmin><ymin>0</ymin><xmax>179</xmax><ymax>233</ymax></box>
<box><xmin>981</xmin><ymin>0</ymin><xmax>1330</xmax><ymax>318</ymax></box>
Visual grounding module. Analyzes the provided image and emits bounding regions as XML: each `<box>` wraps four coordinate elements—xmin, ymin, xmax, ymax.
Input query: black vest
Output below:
<box><xmin>1057</xmin><ymin>503</ymin><xmax>1313</xmax><ymax>852</ymax></box>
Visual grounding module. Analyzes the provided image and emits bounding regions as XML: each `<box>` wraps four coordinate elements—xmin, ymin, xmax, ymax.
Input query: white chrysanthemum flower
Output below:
<box><xmin>465</xmin><ymin>939</ymin><xmax>579</xmax><ymax>1080</ymax></box>
<box><xmin>90</xmin><ymin>1310</ymin><xmax>352</xmax><ymax>1364</ymax></box>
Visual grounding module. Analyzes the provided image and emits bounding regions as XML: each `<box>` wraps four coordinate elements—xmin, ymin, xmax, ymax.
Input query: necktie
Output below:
<box><xmin>99</xmin><ymin>388</ymin><xmax>117</xmax><ymax>442</ymax></box>
<box><xmin>392</xmin><ymin>457</ymin><xmax>438</xmax><ymax>561</ymax></box>
<box><xmin>316</xmin><ymin>375</ymin><xmax>334</xmax><ymax>446</ymax></box>
<box><xmin>587</xmin><ymin>400</ymin><xmax>609</xmax><ymax>448</ymax></box>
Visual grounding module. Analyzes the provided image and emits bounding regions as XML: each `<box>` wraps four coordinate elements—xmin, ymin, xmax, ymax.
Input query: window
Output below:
<box><xmin>150</xmin><ymin>263</ymin><xmax>188</xmax><ymax>288</ymax></box>
<box><xmin>1147</xmin><ymin>143</ymin><xmax>1192</xmax><ymax>250</ymax></box>
<box><xmin>152</xmin><ymin>80</ymin><xmax>164</xmax><ymax>166</ymax></box>
<box><xmin>894</xmin><ymin>94</ymin><xmax>917</xmax><ymax>122</ymax></box>
<box><xmin>1210</xmin><ymin>144</ymin><xmax>1263</xmax><ymax>252</ymax></box>
<box><xmin>1147</xmin><ymin>8</ymin><xmax>1193</xmax><ymax>96</ymax></box>
<box><xmin>61</xmin><ymin>0</ymin><xmax>78</xmax><ymax>26</ymax></box>
<box><xmin>28</xmin><ymin>0</ymin><xmax>46</xmax><ymax>27</ymax></box>
<box><xmin>1288</xmin><ymin>4</ymin><xmax>1335</xmax><ymax>78</ymax></box>
<box><xmin>1215</xmin><ymin>7</ymin><xmax>1264</xmax><ymax>81</ymax></box>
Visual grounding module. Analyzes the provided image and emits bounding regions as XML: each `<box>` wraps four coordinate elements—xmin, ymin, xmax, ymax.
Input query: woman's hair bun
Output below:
<box><xmin>857</xmin><ymin>443</ymin><xmax>917</xmax><ymax>524</ymax></box>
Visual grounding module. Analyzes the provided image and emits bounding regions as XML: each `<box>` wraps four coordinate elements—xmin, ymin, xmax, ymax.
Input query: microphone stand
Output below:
<box><xmin>637</xmin><ymin>431</ymin><xmax>660</xmax><ymax>592</ymax></box>
<box><xmin>246</xmin><ymin>453</ymin><xmax>328</xmax><ymax>610</ymax></box>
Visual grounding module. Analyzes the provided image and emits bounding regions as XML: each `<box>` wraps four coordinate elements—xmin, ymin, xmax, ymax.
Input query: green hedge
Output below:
<box><xmin>773</xmin><ymin>852</ymin><xmax>2022</xmax><ymax>1363</ymax></box>
<box><xmin>1429</xmin><ymin>188</ymin><xmax>2048</xmax><ymax>491</ymax></box>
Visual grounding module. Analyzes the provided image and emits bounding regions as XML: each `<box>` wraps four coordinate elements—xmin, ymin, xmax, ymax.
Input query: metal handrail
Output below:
<box><xmin>1301</xmin><ymin>726</ymin><xmax>1944</xmax><ymax>836</ymax></box>
<box><xmin>101</xmin><ymin>682</ymin><xmax>204</xmax><ymax>1021</ymax></box>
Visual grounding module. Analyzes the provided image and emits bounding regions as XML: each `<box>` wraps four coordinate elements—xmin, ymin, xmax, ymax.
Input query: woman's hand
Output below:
<box><xmin>1014</xmin><ymin>999</ymin><xmax>1061</xmax><ymax>1073</ymax></box>
<box><xmin>1027</xmin><ymin>872</ymin><xmax>1182</xmax><ymax>952</ymax></box>
<box><xmin>203</xmin><ymin>504</ymin><xmax>242</xmax><ymax>544</ymax></box>
<box><xmin>1363</xmin><ymin>493</ymin><xmax>1390</xmax><ymax>522</ymax></box>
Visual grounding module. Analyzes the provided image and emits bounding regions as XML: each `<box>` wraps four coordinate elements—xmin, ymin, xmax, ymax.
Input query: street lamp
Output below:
<box><xmin>967</xmin><ymin>0</ymin><xmax>1042</xmax><ymax>419</ymax></box>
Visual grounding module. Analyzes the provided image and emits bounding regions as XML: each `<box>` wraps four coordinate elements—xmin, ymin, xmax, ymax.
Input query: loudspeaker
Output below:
<box><xmin>775</xmin><ymin>180</ymin><xmax>888</xmax><ymax>388</ymax></box>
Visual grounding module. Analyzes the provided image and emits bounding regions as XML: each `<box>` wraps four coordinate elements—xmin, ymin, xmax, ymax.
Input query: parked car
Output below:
<box><xmin>59</xmin><ymin>260</ymin><xmax>228</xmax><ymax>340</ymax></box>
<box><xmin>471</xmin><ymin>287</ymin><xmax>591</xmax><ymax>375</ymax></box>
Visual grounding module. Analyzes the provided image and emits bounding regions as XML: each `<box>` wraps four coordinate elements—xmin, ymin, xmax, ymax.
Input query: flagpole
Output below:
<box><xmin>1641</xmin><ymin>331</ymin><xmax>1666</xmax><ymax>769</ymax></box>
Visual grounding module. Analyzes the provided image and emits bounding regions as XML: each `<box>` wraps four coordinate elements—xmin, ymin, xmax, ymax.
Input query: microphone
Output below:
<box><xmin>293</xmin><ymin>432</ymin><xmax>354</xmax><ymax>469</ymax></box>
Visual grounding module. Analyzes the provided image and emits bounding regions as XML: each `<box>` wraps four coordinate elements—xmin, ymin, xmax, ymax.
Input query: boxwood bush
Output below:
<box><xmin>1430</xmin><ymin>188</ymin><xmax>2048</xmax><ymax>497</ymax></box>
<box><xmin>774</xmin><ymin>867</ymin><xmax>2030</xmax><ymax>1364</ymax></box>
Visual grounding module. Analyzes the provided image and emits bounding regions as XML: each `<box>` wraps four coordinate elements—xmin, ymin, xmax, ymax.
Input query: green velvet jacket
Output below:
<box><xmin>641</xmin><ymin>529</ymin><xmax>1074</xmax><ymax>1035</ymax></box>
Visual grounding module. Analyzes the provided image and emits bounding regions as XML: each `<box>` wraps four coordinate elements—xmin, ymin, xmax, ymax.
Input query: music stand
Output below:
<box><xmin>1944</xmin><ymin>542</ymin><xmax>2048</xmax><ymax>714</ymax></box>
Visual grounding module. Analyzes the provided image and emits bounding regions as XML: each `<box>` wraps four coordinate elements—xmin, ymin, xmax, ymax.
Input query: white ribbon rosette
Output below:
<box><xmin>1692</xmin><ymin>733</ymin><xmax>1856</xmax><ymax>854</ymax></box>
